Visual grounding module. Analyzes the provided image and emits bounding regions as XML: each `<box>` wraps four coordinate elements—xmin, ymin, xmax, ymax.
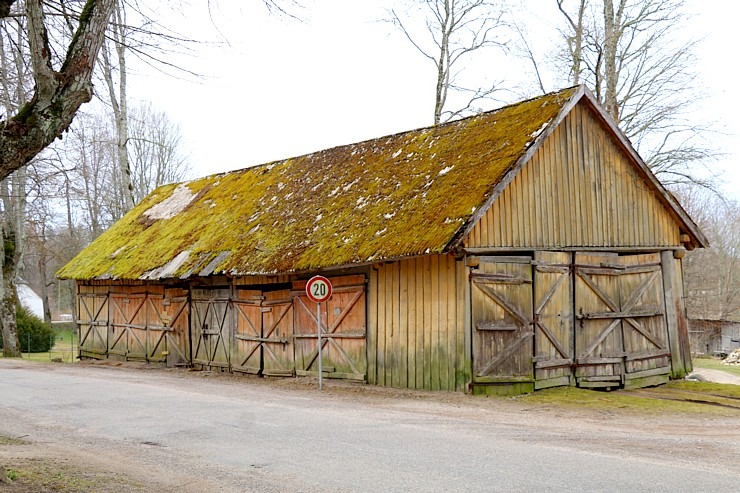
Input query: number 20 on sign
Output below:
<box><xmin>306</xmin><ymin>276</ymin><xmax>333</xmax><ymax>390</ymax></box>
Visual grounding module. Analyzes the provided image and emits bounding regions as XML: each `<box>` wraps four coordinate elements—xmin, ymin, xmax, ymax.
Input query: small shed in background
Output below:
<box><xmin>689</xmin><ymin>319</ymin><xmax>740</xmax><ymax>357</ymax></box>
<box><xmin>58</xmin><ymin>85</ymin><xmax>706</xmax><ymax>394</ymax></box>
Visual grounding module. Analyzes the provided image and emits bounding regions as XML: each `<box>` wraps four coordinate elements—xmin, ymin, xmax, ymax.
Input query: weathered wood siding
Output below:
<box><xmin>466</xmin><ymin>101</ymin><xmax>682</xmax><ymax>249</ymax></box>
<box><xmin>368</xmin><ymin>255</ymin><xmax>470</xmax><ymax>392</ymax></box>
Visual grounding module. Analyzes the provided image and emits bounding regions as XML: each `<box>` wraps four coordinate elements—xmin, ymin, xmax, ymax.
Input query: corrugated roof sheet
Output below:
<box><xmin>57</xmin><ymin>87</ymin><xmax>577</xmax><ymax>280</ymax></box>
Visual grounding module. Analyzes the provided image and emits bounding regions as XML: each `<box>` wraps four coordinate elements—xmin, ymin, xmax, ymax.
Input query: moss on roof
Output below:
<box><xmin>57</xmin><ymin>87</ymin><xmax>577</xmax><ymax>280</ymax></box>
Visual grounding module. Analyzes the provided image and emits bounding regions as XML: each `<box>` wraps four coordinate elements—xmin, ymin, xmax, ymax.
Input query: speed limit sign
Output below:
<box><xmin>306</xmin><ymin>275</ymin><xmax>332</xmax><ymax>303</ymax></box>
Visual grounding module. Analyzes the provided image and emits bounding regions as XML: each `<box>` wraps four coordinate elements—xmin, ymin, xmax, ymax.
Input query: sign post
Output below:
<box><xmin>306</xmin><ymin>275</ymin><xmax>333</xmax><ymax>390</ymax></box>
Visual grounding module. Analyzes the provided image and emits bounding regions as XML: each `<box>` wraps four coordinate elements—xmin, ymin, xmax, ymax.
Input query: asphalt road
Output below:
<box><xmin>1</xmin><ymin>360</ymin><xmax>738</xmax><ymax>492</ymax></box>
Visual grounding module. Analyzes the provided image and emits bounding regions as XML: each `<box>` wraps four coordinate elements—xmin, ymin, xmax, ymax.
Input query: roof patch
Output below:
<box><xmin>142</xmin><ymin>183</ymin><xmax>196</xmax><ymax>221</ymax></box>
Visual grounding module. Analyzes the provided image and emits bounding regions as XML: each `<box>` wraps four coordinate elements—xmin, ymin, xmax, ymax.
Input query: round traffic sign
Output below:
<box><xmin>306</xmin><ymin>275</ymin><xmax>333</xmax><ymax>303</ymax></box>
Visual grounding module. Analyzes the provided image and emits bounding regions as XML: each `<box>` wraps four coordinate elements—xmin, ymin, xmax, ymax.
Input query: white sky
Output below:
<box><xmin>125</xmin><ymin>0</ymin><xmax>739</xmax><ymax>199</ymax></box>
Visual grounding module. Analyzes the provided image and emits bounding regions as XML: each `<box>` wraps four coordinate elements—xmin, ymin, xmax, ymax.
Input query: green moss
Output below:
<box><xmin>58</xmin><ymin>87</ymin><xmax>577</xmax><ymax>280</ymax></box>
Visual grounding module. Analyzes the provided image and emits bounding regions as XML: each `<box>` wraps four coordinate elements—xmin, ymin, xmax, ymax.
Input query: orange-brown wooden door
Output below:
<box><xmin>232</xmin><ymin>289</ymin><xmax>263</xmax><ymax>374</ymax></box>
<box><xmin>77</xmin><ymin>285</ymin><xmax>108</xmax><ymax>359</ymax></box>
<box><xmin>470</xmin><ymin>257</ymin><xmax>534</xmax><ymax>386</ymax></box>
<box><xmin>108</xmin><ymin>292</ymin><xmax>148</xmax><ymax>361</ymax></box>
<box><xmin>146</xmin><ymin>286</ymin><xmax>190</xmax><ymax>366</ymax></box>
<box><xmin>261</xmin><ymin>290</ymin><xmax>295</xmax><ymax>376</ymax></box>
<box><xmin>293</xmin><ymin>276</ymin><xmax>367</xmax><ymax>381</ymax></box>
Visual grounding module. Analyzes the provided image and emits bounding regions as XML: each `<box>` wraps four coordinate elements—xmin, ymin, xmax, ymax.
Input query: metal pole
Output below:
<box><xmin>317</xmin><ymin>302</ymin><xmax>322</xmax><ymax>390</ymax></box>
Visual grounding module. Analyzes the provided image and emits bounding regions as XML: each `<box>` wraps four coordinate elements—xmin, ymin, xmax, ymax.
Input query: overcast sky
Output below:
<box><xmin>124</xmin><ymin>0</ymin><xmax>739</xmax><ymax>199</ymax></box>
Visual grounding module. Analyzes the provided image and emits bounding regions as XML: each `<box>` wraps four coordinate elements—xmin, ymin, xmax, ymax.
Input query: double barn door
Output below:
<box><xmin>191</xmin><ymin>276</ymin><xmax>367</xmax><ymax>380</ymax></box>
<box><xmin>471</xmin><ymin>252</ymin><xmax>671</xmax><ymax>390</ymax></box>
<box><xmin>78</xmin><ymin>285</ymin><xmax>190</xmax><ymax>365</ymax></box>
<box><xmin>191</xmin><ymin>288</ymin><xmax>295</xmax><ymax>375</ymax></box>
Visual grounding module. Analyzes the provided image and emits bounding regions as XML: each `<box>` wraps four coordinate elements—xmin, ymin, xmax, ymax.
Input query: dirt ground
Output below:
<box><xmin>2</xmin><ymin>359</ymin><xmax>739</xmax><ymax>492</ymax></box>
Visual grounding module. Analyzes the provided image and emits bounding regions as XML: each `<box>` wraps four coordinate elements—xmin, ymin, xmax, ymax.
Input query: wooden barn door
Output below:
<box><xmin>191</xmin><ymin>287</ymin><xmax>232</xmax><ymax>369</ymax></box>
<box><xmin>574</xmin><ymin>253</ymin><xmax>670</xmax><ymax>388</ymax></box>
<box><xmin>146</xmin><ymin>287</ymin><xmax>190</xmax><ymax>366</ymax></box>
<box><xmin>260</xmin><ymin>290</ymin><xmax>295</xmax><ymax>376</ymax></box>
<box><xmin>293</xmin><ymin>276</ymin><xmax>367</xmax><ymax>381</ymax></box>
<box><xmin>77</xmin><ymin>285</ymin><xmax>109</xmax><ymax>359</ymax></box>
<box><xmin>232</xmin><ymin>289</ymin><xmax>263</xmax><ymax>374</ymax></box>
<box><xmin>109</xmin><ymin>291</ymin><xmax>148</xmax><ymax>360</ymax></box>
<box><xmin>470</xmin><ymin>257</ymin><xmax>534</xmax><ymax>392</ymax></box>
<box><xmin>533</xmin><ymin>252</ymin><xmax>574</xmax><ymax>389</ymax></box>
<box><xmin>617</xmin><ymin>254</ymin><xmax>671</xmax><ymax>388</ymax></box>
<box><xmin>232</xmin><ymin>289</ymin><xmax>295</xmax><ymax>376</ymax></box>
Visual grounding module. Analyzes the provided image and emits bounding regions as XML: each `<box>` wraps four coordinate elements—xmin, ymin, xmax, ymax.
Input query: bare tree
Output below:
<box><xmin>553</xmin><ymin>0</ymin><xmax>714</xmax><ymax>186</ymax></box>
<box><xmin>0</xmin><ymin>0</ymin><xmax>115</xmax><ymax>181</ymax></box>
<box><xmin>127</xmin><ymin>102</ymin><xmax>190</xmax><ymax>203</ymax></box>
<box><xmin>389</xmin><ymin>0</ymin><xmax>509</xmax><ymax>124</ymax></box>
<box><xmin>101</xmin><ymin>0</ymin><xmax>134</xmax><ymax>211</ymax></box>
<box><xmin>679</xmin><ymin>187</ymin><xmax>740</xmax><ymax>322</ymax></box>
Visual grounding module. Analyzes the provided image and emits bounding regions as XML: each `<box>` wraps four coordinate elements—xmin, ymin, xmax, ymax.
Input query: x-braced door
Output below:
<box><xmin>470</xmin><ymin>257</ymin><xmax>534</xmax><ymax>387</ymax></box>
<box><xmin>232</xmin><ymin>289</ymin><xmax>295</xmax><ymax>376</ymax></box>
<box><xmin>260</xmin><ymin>290</ymin><xmax>295</xmax><ymax>376</ymax></box>
<box><xmin>191</xmin><ymin>288</ymin><xmax>232</xmax><ymax>369</ymax></box>
<box><xmin>533</xmin><ymin>252</ymin><xmax>574</xmax><ymax>389</ymax></box>
<box><xmin>293</xmin><ymin>276</ymin><xmax>367</xmax><ymax>381</ymax></box>
<box><xmin>574</xmin><ymin>253</ymin><xmax>670</xmax><ymax>389</ymax></box>
<box><xmin>146</xmin><ymin>287</ymin><xmax>190</xmax><ymax>365</ymax></box>
<box><xmin>232</xmin><ymin>289</ymin><xmax>263</xmax><ymax>374</ymax></box>
<box><xmin>77</xmin><ymin>285</ymin><xmax>109</xmax><ymax>359</ymax></box>
<box><xmin>109</xmin><ymin>292</ymin><xmax>148</xmax><ymax>360</ymax></box>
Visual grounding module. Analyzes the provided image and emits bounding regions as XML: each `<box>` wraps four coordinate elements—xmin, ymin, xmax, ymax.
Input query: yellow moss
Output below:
<box><xmin>57</xmin><ymin>87</ymin><xmax>577</xmax><ymax>280</ymax></box>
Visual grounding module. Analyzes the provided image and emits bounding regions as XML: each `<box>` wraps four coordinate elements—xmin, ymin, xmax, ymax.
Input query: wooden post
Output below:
<box><xmin>661</xmin><ymin>251</ymin><xmax>686</xmax><ymax>378</ymax></box>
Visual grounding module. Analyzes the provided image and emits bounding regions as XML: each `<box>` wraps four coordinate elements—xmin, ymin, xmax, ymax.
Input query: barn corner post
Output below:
<box><xmin>661</xmin><ymin>249</ymin><xmax>690</xmax><ymax>378</ymax></box>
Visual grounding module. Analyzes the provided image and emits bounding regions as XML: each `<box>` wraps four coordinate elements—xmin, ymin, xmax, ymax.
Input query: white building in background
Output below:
<box><xmin>17</xmin><ymin>281</ymin><xmax>45</xmax><ymax>320</ymax></box>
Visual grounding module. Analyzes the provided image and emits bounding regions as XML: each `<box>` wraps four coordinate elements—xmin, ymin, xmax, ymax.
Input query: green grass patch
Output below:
<box><xmin>692</xmin><ymin>357</ymin><xmax>740</xmax><ymax>377</ymax></box>
<box><xmin>1</xmin><ymin>461</ymin><xmax>139</xmax><ymax>492</ymax></box>
<box><xmin>664</xmin><ymin>379</ymin><xmax>740</xmax><ymax>398</ymax></box>
<box><xmin>2</xmin><ymin>326</ymin><xmax>78</xmax><ymax>363</ymax></box>
<box><xmin>513</xmin><ymin>382</ymin><xmax>740</xmax><ymax>416</ymax></box>
<box><xmin>0</xmin><ymin>434</ymin><xmax>27</xmax><ymax>445</ymax></box>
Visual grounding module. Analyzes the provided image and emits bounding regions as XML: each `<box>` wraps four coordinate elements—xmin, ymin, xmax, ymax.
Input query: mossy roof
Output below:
<box><xmin>58</xmin><ymin>87</ymin><xmax>578</xmax><ymax>281</ymax></box>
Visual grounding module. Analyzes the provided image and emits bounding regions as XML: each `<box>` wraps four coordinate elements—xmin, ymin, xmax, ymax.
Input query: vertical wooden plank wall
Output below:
<box><xmin>368</xmin><ymin>254</ymin><xmax>470</xmax><ymax>392</ymax></box>
<box><xmin>466</xmin><ymin>102</ymin><xmax>682</xmax><ymax>250</ymax></box>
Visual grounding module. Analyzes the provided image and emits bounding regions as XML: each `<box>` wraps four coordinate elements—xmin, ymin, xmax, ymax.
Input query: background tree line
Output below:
<box><xmin>1</xmin><ymin>0</ymin><xmax>737</xmax><ymax>356</ymax></box>
<box><xmin>1</xmin><ymin>0</ymin><xmax>190</xmax><ymax>355</ymax></box>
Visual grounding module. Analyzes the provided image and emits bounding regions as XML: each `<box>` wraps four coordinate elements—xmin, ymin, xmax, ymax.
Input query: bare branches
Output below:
<box><xmin>388</xmin><ymin>0</ymin><xmax>508</xmax><ymax>125</ymax></box>
<box><xmin>0</xmin><ymin>0</ymin><xmax>115</xmax><ymax>181</ymax></box>
<box><xmin>553</xmin><ymin>0</ymin><xmax>715</xmax><ymax>187</ymax></box>
<box><xmin>679</xmin><ymin>188</ymin><xmax>740</xmax><ymax>320</ymax></box>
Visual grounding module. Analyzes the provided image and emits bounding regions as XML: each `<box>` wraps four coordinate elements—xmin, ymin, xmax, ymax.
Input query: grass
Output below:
<box><xmin>514</xmin><ymin>380</ymin><xmax>740</xmax><ymax>416</ymax></box>
<box><xmin>0</xmin><ymin>434</ymin><xmax>27</xmax><ymax>446</ymax></box>
<box><xmin>2</xmin><ymin>327</ymin><xmax>78</xmax><ymax>363</ymax></box>
<box><xmin>692</xmin><ymin>356</ymin><xmax>740</xmax><ymax>377</ymax></box>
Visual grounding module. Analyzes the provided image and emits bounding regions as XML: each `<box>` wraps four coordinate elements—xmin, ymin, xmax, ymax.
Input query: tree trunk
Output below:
<box><xmin>102</xmin><ymin>1</ymin><xmax>135</xmax><ymax>214</ymax></box>
<box><xmin>0</xmin><ymin>168</ymin><xmax>25</xmax><ymax>356</ymax></box>
<box><xmin>433</xmin><ymin>0</ymin><xmax>451</xmax><ymax>125</ymax></box>
<box><xmin>38</xmin><ymin>238</ymin><xmax>52</xmax><ymax>324</ymax></box>
<box><xmin>0</xmin><ymin>0</ymin><xmax>116</xmax><ymax>181</ymax></box>
<box><xmin>1</xmin><ymin>249</ymin><xmax>19</xmax><ymax>356</ymax></box>
<box><xmin>602</xmin><ymin>0</ymin><xmax>620</xmax><ymax>121</ymax></box>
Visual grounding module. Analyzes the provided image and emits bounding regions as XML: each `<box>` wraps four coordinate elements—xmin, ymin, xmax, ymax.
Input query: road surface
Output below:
<box><xmin>1</xmin><ymin>359</ymin><xmax>739</xmax><ymax>492</ymax></box>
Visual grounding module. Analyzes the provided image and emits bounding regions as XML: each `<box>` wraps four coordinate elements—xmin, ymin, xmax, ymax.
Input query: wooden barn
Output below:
<box><xmin>58</xmin><ymin>85</ymin><xmax>707</xmax><ymax>394</ymax></box>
